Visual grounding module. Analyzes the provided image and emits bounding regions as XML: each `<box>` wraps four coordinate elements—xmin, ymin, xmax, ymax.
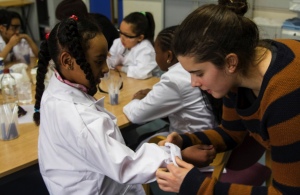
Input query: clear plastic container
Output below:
<box><xmin>1</xmin><ymin>68</ymin><xmax>18</xmax><ymax>104</ymax></box>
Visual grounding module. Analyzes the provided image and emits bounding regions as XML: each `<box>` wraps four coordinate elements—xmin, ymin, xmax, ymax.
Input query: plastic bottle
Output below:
<box><xmin>19</xmin><ymin>39</ymin><xmax>30</xmax><ymax>64</ymax></box>
<box><xmin>1</xmin><ymin>68</ymin><xmax>18</xmax><ymax>104</ymax></box>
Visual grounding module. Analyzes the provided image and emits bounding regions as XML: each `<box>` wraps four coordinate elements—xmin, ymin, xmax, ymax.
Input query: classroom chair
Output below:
<box><xmin>205</xmin><ymin>133</ymin><xmax>272</xmax><ymax>186</ymax></box>
<box><xmin>144</xmin><ymin>133</ymin><xmax>272</xmax><ymax>195</ymax></box>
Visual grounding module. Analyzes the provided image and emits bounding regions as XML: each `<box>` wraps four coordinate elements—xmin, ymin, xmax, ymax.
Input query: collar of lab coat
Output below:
<box><xmin>47</xmin><ymin>74</ymin><xmax>117</xmax><ymax>123</ymax></box>
<box><xmin>47</xmin><ymin>74</ymin><xmax>103</xmax><ymax>107</ymax></box>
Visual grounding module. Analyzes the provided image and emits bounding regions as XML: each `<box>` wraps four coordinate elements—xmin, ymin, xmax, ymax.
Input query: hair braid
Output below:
<box><xmin>64</xmin><ymin>18</ymin><xmax>97</xmax><ymax>95</ymax></box>
<box><xmin>156</xmin><ymin>25</ymin><xmax>178</xmax><ymax>52</ymax></box>
<box><xmin>33</xmin><ymin>41</ymin><xmax>51</xmax><ymax>125</ymax></box>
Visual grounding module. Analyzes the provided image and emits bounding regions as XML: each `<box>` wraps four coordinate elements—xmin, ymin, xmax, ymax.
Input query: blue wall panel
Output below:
<box><xmin>90</xmin><ymin>0</ymin><xmax>112</xmax><ymax>20</ymax></box>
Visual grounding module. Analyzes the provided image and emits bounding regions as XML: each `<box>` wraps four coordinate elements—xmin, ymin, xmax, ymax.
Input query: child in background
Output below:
<box><xmin>55</xmin><ymin>0</ymin><xmax>119</xmax><ymax>49</ymax></box>
<box><xmin>123</xmin><ymin>26</ymin><xmax>218</xmax><ymax>145</ymax></box>
<box><xmin>33</xmin><ymin>15</ymin><xmax>174</xmax><ymax>195</ymax></box>
<box><xmin>107</xmin><ymin>12</ymin><xmax>160</xmax><ymax>79</ymax></box>
<box><xmin>0</xmin><ymin>10</ymin><xmax>38</xmax><ymax>63</ymax></box>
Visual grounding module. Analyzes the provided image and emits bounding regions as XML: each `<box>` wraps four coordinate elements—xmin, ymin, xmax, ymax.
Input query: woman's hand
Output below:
<box><xmin>156</xmin><ymin>157</ymin><xmax>194</xmax><ymax>193</ymax></box>
<box><xmin>182</xmin><ymin>144</ymin><xmax>216</xmax><ymax>167</ymax></box>
<box><xmin>158</xmin><ymin>132</ymin><xmax>182</xmax><ymax>148</ymax></box>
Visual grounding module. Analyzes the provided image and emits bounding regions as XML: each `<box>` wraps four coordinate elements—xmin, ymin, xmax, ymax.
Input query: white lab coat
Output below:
<box><xmin>0</xmin><ymin>35</ymin><xmax>34</xmax><ymax>62</ymax></box>
<box><xmin>107</xmin><ymin>38</ymin><xmax>158</xmax><ymax>79</ymax></box>
<box><xmin>38</xmin><ymin>75</ymin><xmax>171</xmax><ymax>195</ymax></box>
<box><xmin>123</xmin><ymin>63</ymin><xmax>218</xmax><ymax>134</ymax></box>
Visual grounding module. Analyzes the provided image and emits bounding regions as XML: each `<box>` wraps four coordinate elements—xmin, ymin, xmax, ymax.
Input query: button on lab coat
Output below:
<box><xmin>38</xmin><ymin>75</ymin><xmax>171</xmax><ymax>195</ymax></box>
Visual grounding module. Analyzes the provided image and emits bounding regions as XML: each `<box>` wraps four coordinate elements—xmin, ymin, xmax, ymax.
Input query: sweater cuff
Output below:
<box><xmin>179</xmin><ymin>167</ymin><xmax>205</xmax><ymax>195</ymax></box>
<box><xmin>181</xmin><ymin>134</ymin><xmax>193</xmax><ymax>150</ymax></box>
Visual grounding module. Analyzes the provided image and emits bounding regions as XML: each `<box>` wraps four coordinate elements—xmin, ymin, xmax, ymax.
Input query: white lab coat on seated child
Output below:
<box><xmin>0</xmin><ymin>35</ymin><xmax>34</xmax><ymax>62</ymax></box>
<box><xmin>107</xmin><ymin>38</ymin><xmax>158</xmax><ymax>79</ymax></box>
<box><xmin>38</xmin><ymin>75</ymin><xmax>172</xmax><ymax>195</ymax></box>
<box><xmin>123</xmin><ymin>62</ymin><xmax>218</xmax><ymax>134</ymax></box>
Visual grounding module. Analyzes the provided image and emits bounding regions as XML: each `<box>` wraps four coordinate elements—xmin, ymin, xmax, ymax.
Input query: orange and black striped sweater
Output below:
<box><xmin>179</xmin><ymin>39</ymin><xmax>300</xmax><ymax>195</ymax></box>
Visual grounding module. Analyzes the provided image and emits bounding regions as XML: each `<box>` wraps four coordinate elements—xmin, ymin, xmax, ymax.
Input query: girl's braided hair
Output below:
<box><xmin>33</xmin><ymin>16</ymin><xmax>101</xmax><ymax>125</ymax></box>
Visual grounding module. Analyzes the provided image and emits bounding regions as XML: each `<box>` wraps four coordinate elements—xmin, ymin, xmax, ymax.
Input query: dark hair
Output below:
<box><xmin>89</xmin><ymin>13</ymin><xmax>119</xmax><ymax>49</ymax></box>
<box><xmin>55</xmin><ymin>0</ymin><xmax>88</xmax><ymax>20</ymax></box>
<box><xmin>33</xmin><ymin>17</ymin><xmax>102</xmax><ymax>125</ymax></box>
<box><xmin>173</xmin><ymin>4</ymin><xmax>259</xmax><ymax>76</ymax></box>
<box><xmin>0</xmin><ymin>10</ymin><xmax>24</xmax><ymax>31</ymax></box>
<box><xmin>156</xmin><ymin>25</ymin><xmax>178</xmax><ymax>52</ymax></box>
<box><xmin>218</xmin><ymin>0</ymin><xmax>248</xmax><ymax>16</ymax></box>
<box><xmin>123</xmin><ymin>12</ymin><xmax>155</xmax><ymax>44</ymax></box>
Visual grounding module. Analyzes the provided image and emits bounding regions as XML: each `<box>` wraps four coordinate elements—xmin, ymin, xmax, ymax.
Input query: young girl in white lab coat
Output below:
<box><xmin>33</xmin><ymin>15</ymin><xmax>175</xmax><ymax>195</ymax></box>
<box><xmin>107</xmin><ymin>12</ymin><xmax>160</xmax><ymax>79</ymax></box>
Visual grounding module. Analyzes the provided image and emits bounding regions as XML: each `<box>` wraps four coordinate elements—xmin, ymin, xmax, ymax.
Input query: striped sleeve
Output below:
<box><xmin>181</xmin><ymin>95</ymin><xmax>248</xmax><ymax>152</ymax></box>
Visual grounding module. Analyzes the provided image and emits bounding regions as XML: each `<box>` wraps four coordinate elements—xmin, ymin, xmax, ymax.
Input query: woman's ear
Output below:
<box><xmin>60</xmin><ymin>52</ymin><xmax>74</xmax><ymax>70</ymax></box>
<box><xmin>225</xmin><ymin>53</ymin><xmax>238</xmax><ymax>73</ymax></box>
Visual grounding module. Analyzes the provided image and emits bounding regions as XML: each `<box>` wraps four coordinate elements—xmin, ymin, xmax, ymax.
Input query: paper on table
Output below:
<box><xmin>18</xmin><ymin>104</ymin><xmax>34</xmax><ymax>124</ymax></box>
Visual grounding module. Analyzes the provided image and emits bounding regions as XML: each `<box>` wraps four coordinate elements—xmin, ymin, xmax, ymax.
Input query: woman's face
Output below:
<box><xmin>119</xmin><ymin>21</ymin><xmax>143</xmax><ymax>49</ymax></box>
<box><xmin>178</xmin><ymin>55</ymin><xmax>236</xmax><ymax>98</ymax></box>
<box><xmin>70</xmin><ymin>34</ymin><xmax>109</xmax><ymax>88</ymax></box>
<box><xmin>154</xmin><ymin>40</ymin><xmax>170</xmax><ymax>71</ymax></box>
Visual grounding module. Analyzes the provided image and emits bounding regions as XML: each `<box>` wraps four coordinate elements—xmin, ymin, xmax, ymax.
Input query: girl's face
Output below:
<box><xmin>154</xmin><ymin>40</ymin><xmax>170</xmax><ymax>71</ymax></box>
<box><xmin>178</xmin><ymin>55</ymin><xmax>236</xmax><ymax>99</ymax></box>
<box><xmin>0</xmin><ymin>18</ymin><xmax>21</xmax><ymax>43</ymax></box>
<box><xmin>69</xmin><ymin>34</ymin><xmax>109</xmax><ymax>88</ymax></box>
<box><xmin>119</xmin><ymin>21</ymin><xmax>144</xmax><ymax>49</ymax></box>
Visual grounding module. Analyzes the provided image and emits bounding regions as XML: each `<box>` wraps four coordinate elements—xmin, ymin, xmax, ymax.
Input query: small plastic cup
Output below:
<box><xmin>31</xmin><ymin>68</ymin><xmax>37</xmax><ymax>84</ymax></box>
<box><xmin>0</xmin><ymin>103</ymin><xmax>19</xmax><ymax>141</ymax></box>
<box><xmin>16</xmin><ymin>81</ymin><xmax>32</xmax><ymax>104</ymax></box>
<box><xmin>108</xmin><ymin>88</ymin><xmax>119</xmax><ymax>105</ymax></box>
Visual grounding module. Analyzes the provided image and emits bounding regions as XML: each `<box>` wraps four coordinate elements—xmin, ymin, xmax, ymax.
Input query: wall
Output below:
<box><xmin>123</xmin><ymin>0</ymin><xmax>164</xmax><ymax>38</ymax></box>
<box><xmin>25</xmin><ymin>0</ymin><xmax>300</xmax><ymax>42</ymax></box>
<box><xmin>252</xmin><ymin>0</ymin><xmax>298</xmax><ymax>39</ymax></box>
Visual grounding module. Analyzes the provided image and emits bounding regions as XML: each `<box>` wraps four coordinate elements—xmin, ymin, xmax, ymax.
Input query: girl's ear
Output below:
<box><xmin>167</xmin><ymin>50</ymin><xmax>174</xmax><ymax>62</ymax></box>
<box><xmin>137</xmin><ymin>34</ymin><xmax>144</xmax><ymax>42</ymax></box>
<box><xmin>225</xmin><ymin>53</ymin><xmax>238</xmax><ymax>73</ymax></box>
<box><xmin>60</xmin><ymin>52</ymin><xmax>74</xmax><ymax>70</ymax></box>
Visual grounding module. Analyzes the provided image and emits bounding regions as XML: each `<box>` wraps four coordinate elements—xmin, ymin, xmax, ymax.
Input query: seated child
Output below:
<box><xmin>55</xmin><ymin>0</ymin><xmax>119</xmax><ymax>49</ymax></box>
<box><xmin>0</xmin><ymin>10</ymin><xmax>38</xmax><ymax>63</ymax></box>
<box><xmin>107</xmin><ymin>12</ymin><xmax>160</xmax><ymax>79</ymax></box>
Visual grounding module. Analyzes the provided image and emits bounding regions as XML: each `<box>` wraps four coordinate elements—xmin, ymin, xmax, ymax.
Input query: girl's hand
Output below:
<box><xmin>8</xmin><ymin>34</ymin><xmax>21</xmax><ymax>47</ymax></box>
<box><xmin>115</xmin><ymin>65</ymin><xmax>123</xmax><ymax>71</ymax></box>
<box><xmin>156</xmin><ymin>157</ymin><xmax>194</xmax><ymax>193</ymax></box>
<box><xmin>182</xmin><ymin>144</ymin><xmax>216</xmax><ymax>167</ymax></box>
<box><xmin>158</xmin><ymin>132</ymin><xmax>182</xmax><ymax>148</ymax></box>
<box><xmin>133</xmin><ymin>88</ymin><xmax>151</xmax><ymax>99</ymax></box>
